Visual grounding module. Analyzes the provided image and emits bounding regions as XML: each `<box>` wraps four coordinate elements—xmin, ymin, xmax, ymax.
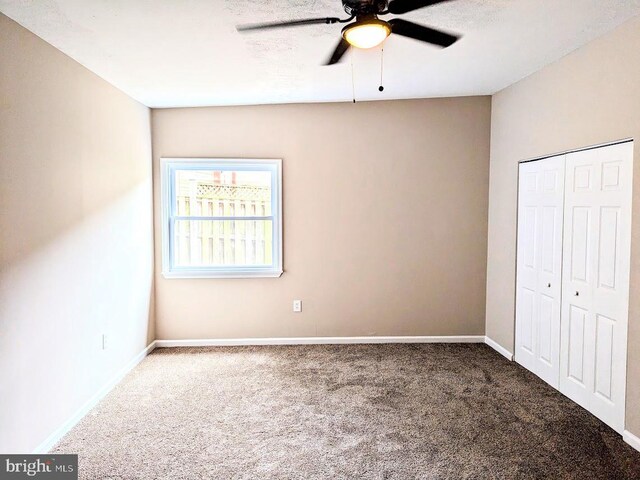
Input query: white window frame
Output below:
<box><xmin>161</xmin><ymin>158</ymin><xmax>283</xmax><ymax>279</ymax></box>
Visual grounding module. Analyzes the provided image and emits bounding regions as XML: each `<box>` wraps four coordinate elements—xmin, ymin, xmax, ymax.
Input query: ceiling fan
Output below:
<box><xmin>236</xmin><ymin>0</ymin><xmax>461</xmax><ymax>65</ymax></box>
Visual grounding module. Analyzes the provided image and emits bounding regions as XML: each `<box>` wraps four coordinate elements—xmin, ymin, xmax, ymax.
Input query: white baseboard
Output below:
<box><xmin>623</xmin><ymin>430</ymin><xmax>640</xmax><ymax>453</ymax></box>
<box><xmin>154</xmin><ymin>335</ymin><xmax>486</xmax><ymax>348</ymax></box>
<box><xmin>484</xmin><ymin>336</ymin><xmax>514</xmax><ymax>361</ymax></box>
<box><xmin>32</xmin><ymin>340</ymin><xmax>157</xmax><ymax>454</ymax></box>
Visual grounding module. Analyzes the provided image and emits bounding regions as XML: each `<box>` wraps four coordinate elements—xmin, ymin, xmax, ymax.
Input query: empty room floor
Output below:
<box><xmin>54</xmin><ymin>344</ymin><xmax>640</xmax><ymax>479</ymax></box>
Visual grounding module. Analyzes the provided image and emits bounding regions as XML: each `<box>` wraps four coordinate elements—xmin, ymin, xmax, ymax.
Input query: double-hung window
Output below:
<box><xmin>161</xmin><ymin>158</ymin><xmax>283</xmax><ymax>278</ymax></box>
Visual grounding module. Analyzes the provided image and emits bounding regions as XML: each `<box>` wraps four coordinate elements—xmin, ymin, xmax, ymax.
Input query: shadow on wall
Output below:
<box><xmin>0</xmin><ymin>12</ymin><xmax>155</xmax><ymax>453</ymax></box>
<box><xmin>0</xmin><ymin>181</ymin><xmax>154</xmax><ymax>453</ymax></box>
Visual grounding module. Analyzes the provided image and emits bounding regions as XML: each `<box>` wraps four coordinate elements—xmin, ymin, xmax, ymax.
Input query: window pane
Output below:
<box><xmin>173</xmin><ymin>220</ymin><xmax>273</xmax><ymax>267</ymax></box>
<box><xmin>174</xmin><ymin>170</ymin><xmax>272</xmax><ymax>216</ymax></box>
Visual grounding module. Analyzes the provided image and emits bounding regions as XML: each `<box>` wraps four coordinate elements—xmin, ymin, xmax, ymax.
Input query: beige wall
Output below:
<box><xmin>486</xmin><ymin>14</ymin><xmax>640</xmax><ymax>436</ymax></box>
<box><xmin>0</xmin><ymin>14</ymin><xmax>154</xmax><ymax>452</ymax></box>
<box><xmin>152</xmin><ymin>97</ymin><xmax>491</xmax><ymax>340</ymax></box>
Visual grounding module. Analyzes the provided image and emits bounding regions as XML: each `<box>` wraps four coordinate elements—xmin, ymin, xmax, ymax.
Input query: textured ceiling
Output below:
<box><xmin>1</xmin><ymin>0</ymin><xmax>639</xmax><ymax>107</ymax></box>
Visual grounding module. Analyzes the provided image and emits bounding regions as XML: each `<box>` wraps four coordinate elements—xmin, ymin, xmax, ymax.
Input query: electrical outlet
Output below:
<box><xmin>102</xmin><ymin>334</ymin><xmax>108</xmax><ymax>350</ymax></box>
<box><xmin>293</xmin><ymin>300</ymin><xmax>302</xmax><ymax>313</ymax></box>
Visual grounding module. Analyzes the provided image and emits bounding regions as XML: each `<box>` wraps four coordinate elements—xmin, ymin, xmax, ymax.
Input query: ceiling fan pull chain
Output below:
<box><xmin>379</xmin><ymin>41</ymin><xmax>385</xmax><ymax>92</ymax></box>
<box><xmin>351</xmin><ymin>47</ymin><xmax>356</xmax><ymax>103</ymax></box>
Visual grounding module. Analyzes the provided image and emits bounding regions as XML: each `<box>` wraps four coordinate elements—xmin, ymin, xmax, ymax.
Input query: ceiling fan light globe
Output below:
<box><xmin>342</xmin><ymin>21</ymin><xmax>391</xmax><ymax>49</ymax></box>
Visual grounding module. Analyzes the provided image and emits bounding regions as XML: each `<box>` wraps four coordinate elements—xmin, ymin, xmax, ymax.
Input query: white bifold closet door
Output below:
<box><xmin>515</xmin><ymin>155</ymin><xmax>566</xmax><ymax>388</ymax></box>
<box><xmin>560</xmin><ymin>142</ymin><xmax>633</xmax><ymax>434</ymax></box>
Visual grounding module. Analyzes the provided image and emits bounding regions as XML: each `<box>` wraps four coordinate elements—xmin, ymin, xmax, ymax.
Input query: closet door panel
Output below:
<box><xmin>569</xmin><ymin>207</ymin><xmax>591</xmax><ymax>284</ymax></box>
<box><xmin>590</xmin><ymin>145</ymin><xmax>632</xmax><ymax>432</ymax></box>
<box><xmin>560</xmin><ymin>142</ymin><xmax>632</xmax><ymax>434</ymax></box>
<box><xmin>561</xmin><ymin>150</ymin><xmax>598</xmax><ymax>411</ymax></box>
<box><xmin>516</xmin><ymin>155</ymin><xmax>565</xmax><ymax>387</ymax></box>
<box><xmin>538</xmin><ymin>293</ymin><xmax>554</xmax><ymax>365</ymax></box>
<box><xmin>516</xmin><ymin>165</ymin><xmax>540</xmax><ymax>372</ymax></box>
<box><xmin>536</xmin><ymin>165</ymin><xmax>565</xmax><ymax>387</ymax></box>
<box><xmin>564</xmin><ymin>302</ymin><xmax>593</xmax><ymax>409</ymax></box>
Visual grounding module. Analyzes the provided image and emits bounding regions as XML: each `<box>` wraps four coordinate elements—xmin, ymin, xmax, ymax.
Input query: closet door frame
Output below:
<box><xmin>514</xmin><ymin>138</ymin><xmax>633</xmax><ymax>436</ymax></box>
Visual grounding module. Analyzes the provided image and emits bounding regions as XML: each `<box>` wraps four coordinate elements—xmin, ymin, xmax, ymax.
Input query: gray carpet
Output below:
<box><xmin>53</xmin><ymin>344</ymin><xmax>640</xmax><ymax>479</ymax></box>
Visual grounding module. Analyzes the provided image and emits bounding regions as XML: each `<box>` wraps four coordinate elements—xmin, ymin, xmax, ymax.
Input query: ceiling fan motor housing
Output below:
<box><xmin>342</xmin><ymin>0</ymin><xmax>389</xmax><ymax>16</ymax></box>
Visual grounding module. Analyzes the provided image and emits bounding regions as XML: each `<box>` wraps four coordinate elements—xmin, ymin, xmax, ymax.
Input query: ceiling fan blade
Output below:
<box><xmin>388</xmin><ymin>0</ymin><xmax>452</xmax><ymax>14</ymax></box>
<box><xmin>389</xmin><ymin>19</ymin><xmax>459</xmax><ymax>48</ymax></box>
<box><xmin>237</xmin><ymin>17</ymin><xmax>341</xmax><ymax>32</ymax></box>
<box><xmin>325</xmin><ymin>38</ymin><xmax>350</xmax><ymax>65</ymax></box>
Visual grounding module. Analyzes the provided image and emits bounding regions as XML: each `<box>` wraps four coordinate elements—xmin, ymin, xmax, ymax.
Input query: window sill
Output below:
<box><xmin>162</xmin><ymin>269</ymin><xmax>283</xmax><ymax>279</ymax></box>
